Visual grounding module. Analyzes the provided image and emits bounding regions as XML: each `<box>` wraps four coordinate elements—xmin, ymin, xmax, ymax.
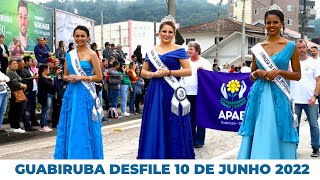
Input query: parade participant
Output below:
<box><xmin>54</xmin><ymin>25</ymin><xmax>104</xmax><ymax>159</ymax></box>
<box><xmin>137</xmin><ymin>15</ymin><xmax>194</xmax><ymax>159</ymax></box>
<box><xmin>237</xmin><ymin>4</ymin><xmax>301</xmax><ymax>159</ymax></box>
<box><xmin>184</xmin><ymin>41</ymin><xmax>212</xmax><ymax>148</ymax></box>
<box><xmin>291</xmin><ymin>40</ymin><xmax>320</xmax><ymax>157</ymax></box>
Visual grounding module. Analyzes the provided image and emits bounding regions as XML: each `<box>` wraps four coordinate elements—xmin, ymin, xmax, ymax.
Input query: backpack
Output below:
<box><xmin>107</xmin><ymin>107</ymin><xmax>119</xmax><ymax>119</ymax></box>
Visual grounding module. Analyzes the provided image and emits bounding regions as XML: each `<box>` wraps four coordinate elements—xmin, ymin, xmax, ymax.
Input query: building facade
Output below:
<box><xmin>95</xmin><ymin>20</ymin><xmax>161</xmax><ymax>58</ymax></box>
<box><xmin>228</xmin><ymin>0</ymin><xmax>300</xmax><ymax>32</ymax></box>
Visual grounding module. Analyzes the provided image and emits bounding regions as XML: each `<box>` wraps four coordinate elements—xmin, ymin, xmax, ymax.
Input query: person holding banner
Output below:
<box><xmin>237</xmin><ymin>4</ymin><xmax>301</xmax><ymax>159</ymax></box>
<box><xmin>137</xmin><ymin>15</ymin><xmax>194</xmax><ymax>159</ymax></box>
<box><xmin>184</xmin><ymin>41</ymin><xmax>212</xmax><ymax>148</ymax></box>
<box><xmin>54</xmin><ymin>25</ymin><xmax>104</xmax><ymax>159</ymax></box>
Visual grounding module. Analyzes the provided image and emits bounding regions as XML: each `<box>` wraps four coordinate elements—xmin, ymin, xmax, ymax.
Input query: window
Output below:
<box><xmin>235</xmin><ymin>2</ymin><xmax>237</xmax><ymax>7</ymax></box>
<box><xmin>287</xmin><ymin>19</ymin><xmax>293</xmax><ymax>25</ymax></box>
<box><xmin>186</xmin><ymin>38</ymin><xmax>195</xmax><ymax>45</ymax></box>
<box><xmin>215</xmin><ymin>37</ymin><xmax>223</xmax><ymax>44</ymax></box>
<box><xmin>287</xmin><ymin>5</ymin><xmax>293</xmax><ymax>11</ymax></box>
<box><xmin>254</xmin><ymin>9</ymin><xmax>259</xmax><ymax>15</ymax></box>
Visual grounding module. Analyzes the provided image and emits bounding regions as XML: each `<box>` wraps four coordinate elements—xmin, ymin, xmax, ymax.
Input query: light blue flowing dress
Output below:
<box><xmin>238</xmin><ymin>41</ymin><xmax>299</xmax><ymax>159</ymax></box>
<box><xmin>54</xmin><ymin>53</ymin><xmax>104</xmax><ymax>159</ymax></box>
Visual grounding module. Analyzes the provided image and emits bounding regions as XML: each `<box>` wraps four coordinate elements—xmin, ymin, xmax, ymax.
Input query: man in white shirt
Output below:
<box><xmin>310</xmin><ymin>46</ymin><xmax>319</xmax><ymax>61</ymax></box>
<box><xmin>290</xmin><ymin>39</ymin><xmax>320</xmax><ymax>157</ymax></box>
<box><xmin>240</xmin><ymin>62</ymin><xmax>251</xmax><ymax>73</ymax></box>
<box><xmin>184</xmin><ymin>41</ymin><xmax>212</xmax><ymax>148</ymax></box>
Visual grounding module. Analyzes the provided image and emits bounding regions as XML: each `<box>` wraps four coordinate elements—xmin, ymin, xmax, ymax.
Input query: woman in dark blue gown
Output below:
<box><xmin>137</xmin><ymin>16</ymin><xmax>195</xmax><ymax>159</ymax></box>
<box><xmin>54</xmin><ymin>25</ymin><xmax>104</xmax><ymax>159</ymax></box>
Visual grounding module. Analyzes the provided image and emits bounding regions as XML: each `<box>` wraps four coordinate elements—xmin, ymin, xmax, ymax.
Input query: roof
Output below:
<box><xmin>178</xmin><ymin>18</ymin><xmax>264</xmax><ymax>34</ymax></box>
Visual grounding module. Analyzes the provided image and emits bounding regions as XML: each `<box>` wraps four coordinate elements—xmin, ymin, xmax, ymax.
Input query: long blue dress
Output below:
<box><xmin>238</xmin><ymin>41</ymin><xmax>299</xmax><ymax>159</ymax></box>
<box><xmin>137</xmin><ymin>48</ymin><xmax>195</xmax><ymax>159</ymax></box>
<box><xmin>54</xmin><ymin>53</ymin><xmax>104</xmax><ymax>159</ymax></box>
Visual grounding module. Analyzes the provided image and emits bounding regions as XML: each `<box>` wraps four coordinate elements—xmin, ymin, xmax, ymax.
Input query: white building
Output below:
<box><xmin>95</xmin><ymin>20</ymin><xmax>161</xmax><ymax>59</ymax></box>
<box><xmin>178</xmin><ymin>18</ymin><xmax>265</xmax><ymax>66</ymax></box>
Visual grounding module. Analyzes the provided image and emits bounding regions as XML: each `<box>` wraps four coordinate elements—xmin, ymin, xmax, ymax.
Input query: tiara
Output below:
<box><xmin>161</xmin><ymin>15</ymin><xmax>176</xmax><ymax>24</ymax></box>
<box><xmin>267</xmin><ymin>4</ymin><xmax>282</xmax><ymax>12</ymax></box>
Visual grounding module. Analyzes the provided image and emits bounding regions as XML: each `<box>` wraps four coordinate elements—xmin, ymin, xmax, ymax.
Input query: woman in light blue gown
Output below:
<box><xmin>54</xmin><ymin>25</ymin><xmax>104</xmax><ymax>159</ymax></box>
<box><xmin>237</xmin><ymin>6</ymin><xmax>301</xmax><ymax>159</ymax></box>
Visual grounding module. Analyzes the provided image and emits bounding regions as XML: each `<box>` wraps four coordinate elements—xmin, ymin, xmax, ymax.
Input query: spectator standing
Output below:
<box><xmin>0</xmin><ymin>34</ymin><xmax>9</xmax><ymax>74</ymax></box>
<box><xmin>37</xmin><ymin>64</ymin><xmax>54</xmax><ymax>132</ymax></box>
<box><xmin>67</xmin><ymin>42</ymin><xmax>75</xmax><ymax>53</ymax></box>
<box><xmin>128</xmin><ymin>62</ymin><xmax>138</xmax><ymax>114</ymax></box>
<box><xmin>34</xmin><ymin>37</ymin><xmax>52</xmax><ymax>66</ymax></box>
<box><xmin>0</xmin><ymin>71</ymin><xmax>10</xmax><ymax>134</ymax></box>
<box><xmin>6</xmin><ymin>60</ymin><xmax>27</xmax><ymax>133</ymax></box>
<box><xmin>133</xmin><ymin>68</ymin><xmax>144</xmax><ymax>114</ymax></box>
<box><xmin>108</xmin><ymin>61</ymin><xmax>122</xmax><ymax>109</ymax></box>
<box><xmin>134</xmin><ymin>45</ymin><xmax>143</xmax><ymax>64</ymax></box>
<box><xmin>10</xmin><ymin>37</ymin><xmax>24</xmax><ymax>61</ymax></box>
<box><xmin>55</xmin><ymin>40</ymin><xmax>66</xmax><ymax>66</ymax></box>
<box><xmin>102</xmin><ymin>42</ymin><xmax>112</xmax><ymax>59</ymax></box>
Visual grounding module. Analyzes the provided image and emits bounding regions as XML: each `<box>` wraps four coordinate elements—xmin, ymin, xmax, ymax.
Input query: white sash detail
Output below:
<box><xmin>69</xmin><ymin>49</ymin><xmax>103</xmax><ymax>120</ymax></box>
<box><xmin>147</xmin><ymin>48</ymin><xmax>190</xmax><ymax>116</ymax></box>
<box><xmin>251</xmin><ymin>43</ymin><xmax>298</xmax><ymax>128</ymax></box>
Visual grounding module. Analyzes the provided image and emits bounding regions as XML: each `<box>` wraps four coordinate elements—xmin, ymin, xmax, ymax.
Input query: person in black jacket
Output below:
<box><xmin>16</xmin><ymin>59</ymin><xmax>37</xmax><ymax>131</ymax></box>
<box><xmin>7</xmin><ymin>59</ymin><xmax>27</xmax><ymax>133</ymax></box>
<box><xmin>37</xmin><ymin>64</ymin><xmax>54</xmax><ymax>132</ymax></box>
<box><xmin>0</xmin><ymin>34</ymin><xmax>9</xmax><ymax>74</ymax></box>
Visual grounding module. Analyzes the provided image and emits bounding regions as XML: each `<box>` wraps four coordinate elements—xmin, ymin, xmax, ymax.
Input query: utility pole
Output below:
<box><xmin>301</xmin><ymin>0</ymin><xmax>307</xmax><ymax>39</ymax></box>
<box><xmin>167</xmin><ymin>0</ymin><xmax>176</xmax><ymax>18</ymax></box>
<box><xmin>101</xmin><ymin>10</ymin><xmax>104</xmax><ymax>51</ymax></box>
<box><xmin>241</xmin><ymin>0</ymin><xmax>246</xmax><ymax>64</ymax></box>
<box><xmin>216</xmin><ymin>0</ymin><xmax>223</xmax><ymax>66</ymax></box>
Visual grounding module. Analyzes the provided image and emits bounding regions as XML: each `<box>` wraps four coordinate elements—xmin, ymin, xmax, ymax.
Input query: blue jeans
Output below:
<box><xmin>46</xmin><ymin>93</ymin><xmax>54</xmax><ymax>122</ymax></box>
<box><xmin>129</xmin><ymin>89</ymin><xmax>136</xmax><ymax>112</ymax></box>
<box><xmin>187</xmin><ymin>95</ymin><xmax>206</xmax><ymax>146</ymax></box>
<box><xmin>108</xmin><ymin>89</ymin><xmax>120</xmax><ymax>108</ymax></box>
<box><xmin>120</xmin><ymin>84</ymin><xmax>129</xmax><ymax>113</ymax></box>
<box><xmin>295</xmin><ymin>104</ymin><xmax>320</xmax><ymax>148</ymax></box>
<box><xmin>0</xmin><ymin>93</ymin><xmax>7</xmax><ymax>128</ymax></box>
<box><xmin>40</xmin><ymin>102</ymin><xmax>48</xmax><ymax>128</ymax></box>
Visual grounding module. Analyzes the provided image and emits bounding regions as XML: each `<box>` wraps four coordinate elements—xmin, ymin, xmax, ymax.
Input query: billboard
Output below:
<box><xmin>55</xmin><ymin>9</ymin><xmax>95</xmax><ymax>51</ymax></box>
<box><xmin>0</xmin><ymin>0</ymin><xmax>54</xmax><ymax>52</ymax></box>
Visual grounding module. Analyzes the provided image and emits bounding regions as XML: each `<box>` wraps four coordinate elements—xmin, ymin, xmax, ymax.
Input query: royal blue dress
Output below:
<box><xmin>137</xmin><ymin>48</ymin><xmax>195</xmax><ymax>159</ymax></box>
<box><xmin>54</xmin><ymin>53</ymin><xmax>104</xmax><ymax>159</ymax></box>
<box><xmin>237</xmin><ymin>41</ymin><xmax>299</xmax><ymax>159</ymax></box>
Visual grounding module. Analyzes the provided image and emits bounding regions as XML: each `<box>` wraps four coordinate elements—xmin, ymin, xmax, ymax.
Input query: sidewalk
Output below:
<box><xmin>0</xmin><ymin>109</ymin><xmax>142</xmax><ymax>145</ymax></box>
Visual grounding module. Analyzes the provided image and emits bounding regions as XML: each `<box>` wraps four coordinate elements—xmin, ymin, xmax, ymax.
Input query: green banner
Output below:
<box><xmin>0</xmin><ymin>0</ymin><xmax>53</xmax><ymax>52</ymax></box>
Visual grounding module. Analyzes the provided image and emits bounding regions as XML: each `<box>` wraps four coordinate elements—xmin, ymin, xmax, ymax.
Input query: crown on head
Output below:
<box><xmin>161</xmin><ymin>15</ymin><xmax>176</xmax><ymax>24</ymax></box>
<box><xmin>267</xmin><ymin>4</ymin><xmax>282</xmax><ymax>12</ymax></box>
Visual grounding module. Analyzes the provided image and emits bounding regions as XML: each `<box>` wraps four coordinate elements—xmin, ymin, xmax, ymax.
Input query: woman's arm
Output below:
<box><xmin>264</xmin><ymin>45</ymin><xmax>301</xmax><ymax>81</ymax></box>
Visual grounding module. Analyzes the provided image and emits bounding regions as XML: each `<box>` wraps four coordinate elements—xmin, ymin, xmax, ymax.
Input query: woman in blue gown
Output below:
<box><xmin>237</xmin><ymin>6</ymin><xmax>301</xmax><ymax>159</ymax></box>
<box><xmin>137</xmin><ymin>16</ymin><xmax>195</xmax><ymax>159</ymax></box>
<box><xmin>54</xmin><ymin>25</ymin><xmax>104</xmax><ymax>159</ymax></box>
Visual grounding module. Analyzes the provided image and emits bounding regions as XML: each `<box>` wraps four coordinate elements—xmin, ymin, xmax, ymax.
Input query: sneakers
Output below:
<box><xmin>10</xmin><ymin>128</ymin><xmax>26</xmax><ymax>133</ymax></box>
<box><xmin>311</xmin><ymin>148</ymin><xmax>319</xmax><ymax>157</ymax></box>
<box><xmin>122</xmin><ymin>112</ymin><xmax>130</xmax><ymax>117</ymax></box>
<box><xmin>39</xmin><ymin>126</ymin><xmax>52</xmax><ymax>132</ymax></box>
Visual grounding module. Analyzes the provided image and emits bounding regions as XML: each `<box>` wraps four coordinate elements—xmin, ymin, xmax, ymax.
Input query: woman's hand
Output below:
<box><xmin>156</xmin><ymin>68</ymin><xmax>170</xmax><ymax>77</ymax></box>
<box><xmin>265</xmin><ymin>70</ymin><xmax>281</xmax><ymax>81</ymax></box>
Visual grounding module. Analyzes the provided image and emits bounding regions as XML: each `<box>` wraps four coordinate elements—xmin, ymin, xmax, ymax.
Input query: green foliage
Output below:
<box><xmin>42</xmin><ymin>0</ymin><xmax>227</xmax><ymax>26</ymax></box>
<box><xmin>220</xmin><ymin>97</ymin><xmax>247</xmax><ymax>110</ymax></box>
